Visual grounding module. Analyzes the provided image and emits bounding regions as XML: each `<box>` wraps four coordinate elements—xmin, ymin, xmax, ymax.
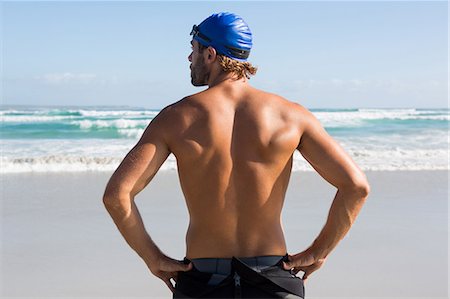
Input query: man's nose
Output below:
<box><xmin>188</xmin><ymin>52</ymin><xmax>192</xmax><ymax>62</ymax></box>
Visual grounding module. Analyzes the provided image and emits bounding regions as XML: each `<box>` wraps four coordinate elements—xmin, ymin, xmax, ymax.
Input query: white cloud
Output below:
<box><xmin>293</xmin><ymin>78</ymin><xmax>370</xmax><ymax>90</ymax></box>
<box><xmin>331</xmin><ymin>78</ymin><xmax>344</xmax><ymax>87</ymax></box>
<box><xmin>292</xmin><ymin>78</ymin><xmax>446</xmax><ymax>94</ymax></box>
<box><xmin>36</xmin><ymin>72</ymin><xmax>97</xmax><ymax>84</ymax></box>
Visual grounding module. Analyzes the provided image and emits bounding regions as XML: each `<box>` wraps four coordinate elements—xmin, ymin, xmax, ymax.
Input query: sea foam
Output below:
<box><xmin>1</xmin><ymin>106</ymin><xmax>448</xmax><ymax>173</ymax></box>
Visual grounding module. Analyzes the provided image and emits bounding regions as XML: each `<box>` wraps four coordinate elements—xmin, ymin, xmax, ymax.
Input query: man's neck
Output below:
<box><xmin>207</xmin><ymin>70</ymin><xmax>247</xmax><ymax>89</ymax></box>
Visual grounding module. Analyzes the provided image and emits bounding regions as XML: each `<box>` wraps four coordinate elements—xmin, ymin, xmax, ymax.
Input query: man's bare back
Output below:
<box><xmin>162</xmin><ymin>83</ymin><xmax>302</xmax><ymax>258</ymax></box>
<box><xmin>103</xmin><ymin>12</ymin><xmax>369</xmax><ymax>296</ymax></box>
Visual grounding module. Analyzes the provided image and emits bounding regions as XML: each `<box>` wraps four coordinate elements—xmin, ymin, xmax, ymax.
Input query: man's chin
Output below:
<box><xmin>191</xmin><ymin>79</ymin><xmax>207</xmax><ymax>87</ymax></box>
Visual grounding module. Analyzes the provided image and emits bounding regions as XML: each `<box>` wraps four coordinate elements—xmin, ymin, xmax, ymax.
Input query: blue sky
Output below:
<box><xmin>2</xmin><ymin>1</ymin><xmax>448</xmax><ymax>109</ymax></box>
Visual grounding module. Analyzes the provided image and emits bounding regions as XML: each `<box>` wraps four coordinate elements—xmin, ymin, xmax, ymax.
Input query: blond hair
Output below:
<box><xmin>197</xmin><ymin>43</ymin><xmax>258</xmax><ymax>79</ymax></box>
<box><xmin>217</xmin><ymin>55</ymin><xmax>257</xmax><ymax>80</ymax></box>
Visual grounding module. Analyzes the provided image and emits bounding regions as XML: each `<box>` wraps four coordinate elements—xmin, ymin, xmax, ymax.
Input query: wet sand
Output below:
<box><xmin>1</xmin><ymin>170</ymin><xmax>448</xmax><ymax>298</ymax></box>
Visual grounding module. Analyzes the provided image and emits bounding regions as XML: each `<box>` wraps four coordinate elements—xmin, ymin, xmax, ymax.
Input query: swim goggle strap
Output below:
<box><xmin>190</xmin><ymin>25</ymin><xmax>250</xmax><ymax>60</ymax></box>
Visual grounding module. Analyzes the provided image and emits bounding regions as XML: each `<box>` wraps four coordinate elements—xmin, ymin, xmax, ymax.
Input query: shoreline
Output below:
<box><xmin>1</xmin><ymin>170</ymin><xmax>448</xmax><ymax>298</ymax></box>
<box><xmin>1</xmin><ymin>168</ymin><xmax>449</xmax><ymax>175</ymax></box>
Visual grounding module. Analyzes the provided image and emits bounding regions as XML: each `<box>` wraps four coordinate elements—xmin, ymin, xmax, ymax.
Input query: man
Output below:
<box><xmin>103</xmin><ymin>12</ymin><xmax>370</xmax><ymax>298</ymax></box>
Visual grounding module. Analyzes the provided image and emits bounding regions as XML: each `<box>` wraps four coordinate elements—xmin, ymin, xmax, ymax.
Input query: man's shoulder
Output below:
<box><xmin>253</xmin><ymin>88</ymin><xmax>311</xmax><ymax>118</ymax></box>
<box><xmin>262</xmin><ymin>91</ymin><xmax>320</xmax><ymax>134</ymax></box>
<box><xmin>149</xmin><ymin>95</ymin><xmax>204</xmax><ymax>129</ymax></box>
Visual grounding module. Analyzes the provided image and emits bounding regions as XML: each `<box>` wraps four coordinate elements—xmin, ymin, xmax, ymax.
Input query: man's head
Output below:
<box><xmin>189</xmin><ymin>12</ymin><xmax>257</xmax><ymax>86</ymax></box>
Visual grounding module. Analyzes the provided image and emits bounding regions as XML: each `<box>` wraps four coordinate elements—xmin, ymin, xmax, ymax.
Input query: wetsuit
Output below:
<box><xmin>173</xmin><ymin>255</ymin><xmax>305</xmax><ymax>298</ymax></box>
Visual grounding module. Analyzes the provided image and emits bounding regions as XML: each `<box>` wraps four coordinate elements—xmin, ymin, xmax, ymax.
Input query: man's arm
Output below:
<box><xmin>103</xmin><ymin>109</ymin><xmax>191</xmax><ymax>292</ymax></box>
<box><xmin>283</xmin><ymin>107</ymin><xmax>370</xmax><ymax>280</ymax></box>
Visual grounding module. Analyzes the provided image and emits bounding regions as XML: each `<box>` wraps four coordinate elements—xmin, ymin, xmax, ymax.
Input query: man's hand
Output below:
<box><xmin>148</xmin><ymin>253</ymin><xmax>193</xmax><ymax>293</ymax></box>
<box><xmin>282</xmin><ymin>249</ymin><xmax>326</xmax><ymax>281</ymax></box>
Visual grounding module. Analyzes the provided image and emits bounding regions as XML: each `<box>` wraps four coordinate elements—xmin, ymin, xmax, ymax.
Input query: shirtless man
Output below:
<box><xmin>103</xmin><ymin>12</ymin><xmax>370</xmax><ymax>298</ymax></box>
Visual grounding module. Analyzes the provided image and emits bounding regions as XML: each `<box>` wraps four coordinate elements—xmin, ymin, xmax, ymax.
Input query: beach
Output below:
<box><xmin>3</xmin><ymin>1</ymin><xmax>447</xmax><ymax>297</ymax></box>
<box><xmin>1</xmin><ymin>170</ymin><xmax>448</xmax><ymax>298</ymax></box>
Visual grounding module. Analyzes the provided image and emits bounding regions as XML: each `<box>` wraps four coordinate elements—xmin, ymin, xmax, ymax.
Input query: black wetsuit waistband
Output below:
<box><xmin>188</xmin><ymin>255</ymin><xmax>287</xmax><ymax>275</ymax></box>
<box><xmin>174</xmin><ymin>254</ymin><xmax>305</xmax><ymax>298</ymax></box>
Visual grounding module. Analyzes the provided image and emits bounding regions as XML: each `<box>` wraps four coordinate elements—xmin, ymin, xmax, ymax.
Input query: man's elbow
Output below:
<box><xmin>102</xmin><ymin>186</ymin><xmax>129</xmax><ymax>212</ymax></box>
<box><xmin>351</xmin><ymin>174</ymin><xmax>370</xmax><ymax>198</ymax></box>
<box><xmin>340</xmin><ymin>172</ymin><xmax>370</xmax><ymax>198</ymax></box>
<box><xmin>103</xmin><ymin>190</ymin><xmax>119</xmax><ymax>211</ymax></box>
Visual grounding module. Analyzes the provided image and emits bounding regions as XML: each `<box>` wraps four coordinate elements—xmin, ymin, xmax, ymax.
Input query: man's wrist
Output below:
<box><xmin>308</xmin><ymin>242</ymin><xmax>331</xmax><ymax>261</ymax></box>
<box><xmin>139</xmin><ymin>241</ymin><xmax>163</xmax><ymax>268</ymax></box>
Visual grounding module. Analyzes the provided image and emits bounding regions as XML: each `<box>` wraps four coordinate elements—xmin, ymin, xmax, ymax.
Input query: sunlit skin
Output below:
<box><xmin>103</xmin><ymin>39</ymin><xmax>370</xmax><ymax>293</ymax></box>
<box><xmin>189</xmin><ymin>40</ymin><xmax>209</xmax><ymax>86</ymax></box>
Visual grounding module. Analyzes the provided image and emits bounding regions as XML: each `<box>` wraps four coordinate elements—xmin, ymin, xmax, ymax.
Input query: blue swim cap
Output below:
<box><xmin>190</xmin><ymin>12</ymin><xmax>252</xmax><ymax>62</ymax></box>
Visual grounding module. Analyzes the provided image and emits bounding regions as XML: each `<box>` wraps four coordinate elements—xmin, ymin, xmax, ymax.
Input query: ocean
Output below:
<box><xmin>1</xmin><ymin>106</ymin><xmax>448</xmax><ymax>173</ymax></box>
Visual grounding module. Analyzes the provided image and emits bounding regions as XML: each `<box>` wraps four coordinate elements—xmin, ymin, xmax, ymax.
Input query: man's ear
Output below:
<box><xmin>205</xmin><ymin>46</ymin><xmax>217</xmax><ymax>63</ymax></box>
